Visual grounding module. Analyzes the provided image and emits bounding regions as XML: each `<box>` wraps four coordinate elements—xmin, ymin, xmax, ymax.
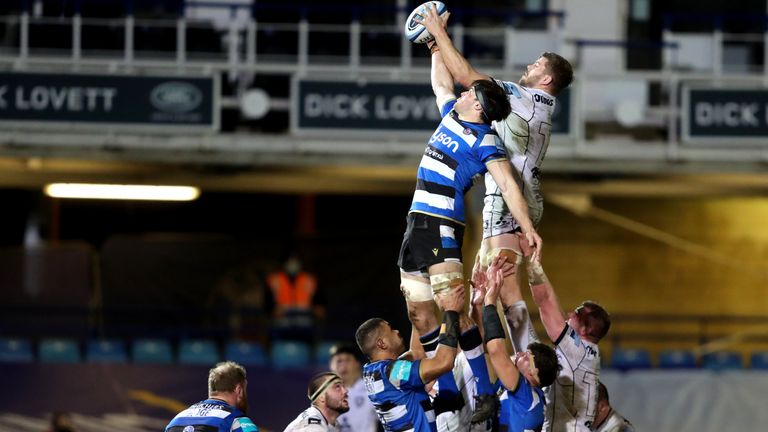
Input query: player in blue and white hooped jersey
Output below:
<box><xmin>420</xmin><ymin>6</ymin><xmax>574</xmax><ymax>381</ymax></box>
<box><xmin>398</xmin><ymin>12</ymin><xmax>542</xmax><ymax>426</ymax></box>
<box><xmin>355</xmin><ymin>283</ymin><xmax>465</xmax><ymax>432</ymax></box>
<box><xmin>164</xmin><ymin>361</ymin><xmax>259</xmax><ymax>432</ymax></box>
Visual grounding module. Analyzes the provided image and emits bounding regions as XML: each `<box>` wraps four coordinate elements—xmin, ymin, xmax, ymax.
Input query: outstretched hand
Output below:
<box><xmin>520</xmin><ymin>231</ymin><xmax>543</xmax><ymax>263</ymax></box>
<box><xmin>437</xmin><ymin>284</ymin><xmax>465</xmax><ymax>312</ymax></box>
<box><xmin>416</xmin><ymin>2</ymin><xmax>450</xmax><ymax>38</ymax></box>
<box><xmin>470</xmin><ymin>259</ymin><xmax>487</xmax><ymax>307</ymax></box>
<box><xmin>484</xmin><ymin>255</ymin><xmax>505</xmax><ymax>306</ymax></box>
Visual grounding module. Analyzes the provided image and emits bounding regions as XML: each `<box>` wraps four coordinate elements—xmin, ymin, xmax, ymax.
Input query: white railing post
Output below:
<box><xmin>19</xmin><ymin>11</ymin><xmax>29</xmax><ymax>62</ymax></box>
<box><xmin>504</xmin><ymin>24</ymin><xmax>516</xmax><ymax>75</ymax></box>
<box><xmin>177</xmin><ymin>17</ymin><xmax>187</xmax><ymax>69</ymax></box>
<box><xmin>349</xmin><ymin>18</ymin><xmax>361</xmax><ymax>74</ymax></box>
<box><xmin>227</xmin><ymin>7</ymin><xmax>239</xmax><ymax>81</ymax></box>
<box><xmin>397</xmin><ymin>1</ymin><xmax>411</xmax><ymax>70</ymax></box>
<box><xmin>453</xmin><ymin>23</ymin><xmax>464</xmax><ymax>55</ymax></box>
<box><xmin>246</xmin><ymin>19</ymin><xmax>256</xmax><ymax>69</ymax></box>
<box><xmin>124</xmin><ymin>14</ymin><xmax>134</xmax><ymax>66</ymax></box>
<box><xmin>713</xmin><ymin>20</ymin><xmax>723</xmax><ymax>78</ymax></box>
<box><xmin>298</xmin><ymin>18</ymin><xmax>309</xmax><ymax>75</ymax></box>
<box><xmin>72</xmin><ymin>13</ymin><xmax>82</xmax><ymax>63</ymax></box>
<box><xmin>667</xmin><ymin>75</ymin><xmax>680</xmax><ymax>160</ymax></box>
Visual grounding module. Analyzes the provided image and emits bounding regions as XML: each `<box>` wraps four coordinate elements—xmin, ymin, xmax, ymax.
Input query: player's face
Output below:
<box><xmin>382</xmin><ymin>322</ymin><xmax>406</xmax><ymax>355</ymax></box>
<box><xmin>515</xmin><ymin>351</ymin><xmax>540</xmax><ymax>386</ymax></box>
<box><xmin>235</xmin><ymin>380</ymin><xmax>249</xmax><ymax>413</ymax></box>
<box><xmin>519</xmin><ymin>56</ymin><xmax>549</xmax><ymax>87</ymax></box>
<box><xmin>330</xmin><ymin>353</ymin><xmax>359</xmax><ymax>381</ymax></box>
<box><xmin>568</xmin><ymin>305</ymin><xmax>589</xmax><ymax>334</ymax></box>
<box><xmin>456</xmin><ymin>87</ymin><xmax>482</xmax><ymax>118</ymax></box>
<box><xmin>324</xmin><ymin>380</ymin><xmax>350</xmax><ymax>414</ymax></box>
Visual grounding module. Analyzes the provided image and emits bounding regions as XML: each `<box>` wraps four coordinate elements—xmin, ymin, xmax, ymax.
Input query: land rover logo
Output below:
<box><xmin>150</xmin><ymin>82</ymin><xmax>202</xmax><ymax>113</ymax></box>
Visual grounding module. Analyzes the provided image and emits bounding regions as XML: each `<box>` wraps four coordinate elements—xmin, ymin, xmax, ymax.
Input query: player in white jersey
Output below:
<box><xmin>284</xmin><ymin>372</ymin><xmax>349</xmax><ymax>432</ymax></box>
<box><xmin>421</xmin><ymin>5</ymin><xmax>574</xmax><ymax>328</ymax></box>
<box><xmin>593</xmin><ymin>382</ymin><xmax>634</xmax><ymax>432</ymax></box>
<box><xmin>523</xmin><ymin>253</ymin><xmax>611</xmax><ymax>432</ymax></box>
<box><xmin>328</xmin><ymin>345</ymin><xmax>380</xmax><ymax>432</ymax></box>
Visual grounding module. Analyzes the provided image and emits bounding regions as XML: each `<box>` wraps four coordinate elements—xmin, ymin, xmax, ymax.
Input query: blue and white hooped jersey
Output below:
<box><xmin>499</xmin><ymin>374</ymin><xmax>546</xmax><ymax>432</ymax></box>
<box><xmin>409</xmin><ymin>99</ymin><xmax>508</xmax><ymax>224</ymax></box>
<box><xmin>363</xmin><ymin>359</ymin><xmax>436</xmax><ymax>432</ymax></box>
<box><xmin>165</xmin><ymin>399</ymin><xmax>259</xmax><ymax>432</ymax></box>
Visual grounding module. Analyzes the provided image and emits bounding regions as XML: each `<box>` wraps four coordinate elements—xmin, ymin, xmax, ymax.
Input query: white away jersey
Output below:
<box><xmin>284</xmin><ymin>406</ymin><xmax>338</xmax><ymax>432</ymax></box>
<box><xmin>482</xmin><ymin>79</ymin><xmax>556</xmax><ymax>237</ymax></box>
<box><xmin>543</xmin><ymin>324</ymin><xmax>601</xmax><ymax>432</ymax></box>
<box><xmin>593</xmin><ymin>409</ymin><xmax>634</xmax><ymax>432</ymax></box>
<box><xmin>337</xmin><ymin>378</ymin><xmax>380</xmax><ymax>432</ymax></box>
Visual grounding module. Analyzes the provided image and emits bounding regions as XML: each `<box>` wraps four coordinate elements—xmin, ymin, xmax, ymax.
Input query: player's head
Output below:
<box><xmin>568</xmin><ymin>300</ymin><xmax>611</xmax><ymax>342</ymax></box>
<box><xmin>208</xmin><ymin>361</ymin><xmax>249</xmax><ymax>413</ymax></box>
<box><xmin>308</xmin><ymin>372</ymin><xmax>350</xmax><ymax>414</ymax></box>
<box><xmin>594</xmin><ymin>381</ymin><xmax>613</xmax><ymax>425</ymax></box>
<box><xmin>597</xmin><ymin>381</ymin><xmax>609</xmax><ymax>404</ymax></box>
<box><xmin>466</xmin><ymin>79</ymin><xmax>512</xmax><ymax>124</ymax></box>
<box><xmin>329</xmin><ymin>344</ymin><xmax>363</xmax><ymax>383</ymax></box>
<box><xmin>520</xmin><ymin>52</ymin><xmax>573</xmax><ymax>96</ymax></box>
<box><xmin>516</xmin><ymin>342</ymin><xmax>560</xmax><ymax>387</ymax></box>
<box><xmin>356</xmin><ymin>318</ymin><xmax>405</xmax><ymax>359</ymax></box>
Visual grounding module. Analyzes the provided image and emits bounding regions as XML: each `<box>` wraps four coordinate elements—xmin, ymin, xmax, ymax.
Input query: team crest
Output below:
<box><xmin>463</xmin><ymin>127</ymin><xmax>472</xmax><ymax>135</ymax></box>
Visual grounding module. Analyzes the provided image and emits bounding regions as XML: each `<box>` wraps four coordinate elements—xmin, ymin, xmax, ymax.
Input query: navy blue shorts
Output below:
<box><xmin>397</xmin><ymin>212</ymin><xmax>465</xmax><ymax>273</ymax></box>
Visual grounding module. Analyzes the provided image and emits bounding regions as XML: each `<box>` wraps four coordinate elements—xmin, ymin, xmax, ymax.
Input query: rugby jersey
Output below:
<box><xmin>164</xmin><ymin>399</ymin><xmax>259</xmax><ymax>432</ymax></box>
<box><xmin>499</xmin><ymin>374</ymin><xmax>546</xmax><ymax>432</ymax></box>
<box><xmin>484</xmin><ymin>79</ymin><xmax>557</xmax><ymax>229</ymax></box>
<box><xmin>409</xmin><ymin>99</ymin><xmax>508</xmax><ymax>224</ymax></box>
<box><xmin>363</xmin><ymin>358</ymin><xmax>436</xmax><ymax>432</ymax></box>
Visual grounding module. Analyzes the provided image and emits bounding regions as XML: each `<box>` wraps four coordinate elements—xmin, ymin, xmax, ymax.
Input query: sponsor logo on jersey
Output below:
<box><xmin>429</xmin><ymin>130</ymin><xmax>459</xmax><ymax>153</ymax></box>
<box><xmin>391</xmin><ymin>360</ymin><xmax>412</xmax><ymax>381</ymax></box>
<box><xmin>534</xmin><ymin>93</ymin><xmax>553</xmax><ymax>106</ymax></box>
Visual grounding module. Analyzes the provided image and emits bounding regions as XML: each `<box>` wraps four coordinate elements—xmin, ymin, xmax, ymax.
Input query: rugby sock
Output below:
<box><xmin>460</xmin><ymin>325</ymin><xmax>494</xmax><ymax>396</ymax></box>
<box><xmin>420</xmin><ymin>326</ymin><xmax>461</xmax><ymax>399</ymax></box>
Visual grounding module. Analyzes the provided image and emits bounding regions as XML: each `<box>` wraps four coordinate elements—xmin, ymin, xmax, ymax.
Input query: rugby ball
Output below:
<box><xmin>404</xmin><ymin>1</ymin><xmax>448</xmax><ymax>44</ymax></box>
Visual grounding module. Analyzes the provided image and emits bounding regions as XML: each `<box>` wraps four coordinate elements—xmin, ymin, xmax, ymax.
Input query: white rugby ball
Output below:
<box><xmin>404</xmin><ymin>1</ymin><xmax>448</xmax><ymax>44</ymax></box>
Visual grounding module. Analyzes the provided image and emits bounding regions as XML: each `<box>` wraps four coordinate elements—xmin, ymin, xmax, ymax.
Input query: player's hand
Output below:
<box><xmin>520</xmin><ymin>230</ymin><xmax>543</xmax><ymax>263</ymax></box>
<box><xmin>470</xmin><ymin>259</ymin><xmax>487</xmax><ymax>307</ymax></box>
<box><xmin>438</xmin><ymin>284</ymin><xmax>465</xmax><ymax>312</ymax></box>
<box><xmin>417</xmin><ymin>3</ymin><xmax>450</xmax><ymax>36</ymax></box>
<box><xmin>484</xmin><ymin>255</ymin><xmax>504</xmax><ymax>306</ymax></box>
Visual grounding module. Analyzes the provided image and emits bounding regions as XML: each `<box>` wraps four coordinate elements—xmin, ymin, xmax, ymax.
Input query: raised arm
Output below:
<box><xmin>526</xmin><ymin>256</ymin><xmax>567</xmax><ymax>342</ymax></box>
<box><xmin>430</xmin><ymin>39</ymin><xmax>456</xmax><ymax>108</ymax></box>
<box><xmin>481</xmin><ymin>256</ymin><xmax>521</xmax><ymax>391</ymax></box>
<box><xmin>418</xmin><ymin>285</ymin><xmax>464</xmax><ymax>383</ymax></box>
<box><xmin>486</xmin><ymin>159</ymin><xmax>542</xmax><ymax>259</ymax></box>
<box><xmin>420</xmin><ymin>4</ymin><xmax>490</xmax><ymax>87</ymax></box>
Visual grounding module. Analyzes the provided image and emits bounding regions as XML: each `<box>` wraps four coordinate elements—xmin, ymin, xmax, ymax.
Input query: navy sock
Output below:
<box><xmin>460</xmin><ymin>326</ymin><xmax>494</xmax><ymax>396</ymax></box>
<box><xmin>419</xmin><ymin>326</ymin><xmax>440</xmax><ymax>359</ymax></box>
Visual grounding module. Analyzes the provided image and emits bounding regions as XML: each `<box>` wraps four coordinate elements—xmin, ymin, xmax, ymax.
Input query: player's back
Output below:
<box><xmin>165</xmin><ymin>399</ymin><xmax>257</xmax><ymax>432</ymax></box>
<box><xmin>363</xmin><ymin>359</ymin><xmax>437</xmax><ymax>432</ymax></box>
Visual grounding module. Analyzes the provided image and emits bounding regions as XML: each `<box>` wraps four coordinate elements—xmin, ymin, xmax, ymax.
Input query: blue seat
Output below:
<box><xmin>610</xmin><ymin>347</ymin><xmax>652</xmax><ymax>371</ymax></box>
<box><xmin>702</xmin><ymin>351</ymin><xmax>742</xmax><ymax>371</ymax></box>
<box><xmin>39</xmin><ymin>338</ymin><xmax>81</xmax><ymax>363</ymax></box>
<box><xmin>0</xmin><ymin>338</ymin><xmax>34</xmax><ymax>363</ymax></box>
<box><xmin>225</xmin><ymin>341</ymin><xmax>268</xmax><ymax>366</ymax></box>
<box><xmin>271</xmin><ymin>340</ymin><xmax>311</xmax><ymax>369</ymax></box>
<box><xmin>658</xmin><ymin>349</ymin><xmax>697</xmax><ymax>369</ymax></box>
<box><xmin>750</xmin><ymin>351</ymin><xmax>768</xmax><ymax>370</ymax></box>
<box><xmin>132</xmin><ymin>339</ymin><xmax>173</xmax><ymax>364</ymax></box>
<box><xmin>314</xmin><ymin>340</ymin><xmax>339</xmax><ymax>366</ymax></box>
<box><xmin>179</xmin><ymin>339</ymin><xmax>219</xmax><ymax>365</ymax></box>
<box><xmin>86</xmin><ymin>339</ymin><xmax>127</xmax><ymax>363</ymax></box>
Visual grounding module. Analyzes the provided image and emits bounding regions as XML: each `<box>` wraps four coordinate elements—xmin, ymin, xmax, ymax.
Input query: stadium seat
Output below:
<box><xmin>271</xmin><ymin>340</ymin><xmax>311</xmax><ymax>369</ymax></box>
<box><xmin>0</xmin><ymin>337</ymin><xmax>34</xmax><ymax>363</ymax></box>
<box><xmin>314</xmin><ymin>340</ymin><xmax>339</xmax><ymax>366</ymax></box>
<box><xmin>39</xmin><ymin>338</ymin><xmax>81</xmax><ymax>363</ymax></box>
<box><xmin>702</xmin><ymin>351</ymin><xmax>742</xmax><ymax>371</ymax></box>
<box><xmin>179</xmin><ymin>339</ymin><xmax>220</xmax><ymax>365</ymax></box>
<box><xmin>750</xmin><ymin>351</ymin><xmax>768</xmax><ymax>370</ymax></box>
<box><xmin>132</xmin><ymin>339</ymin><xmax>173</xmax><ymax>364</ymax></box>
<box><xmin>86</xmin><ymin>339</ymin><xmax>128</xmax><ymax>363</ymax></box>
<box><xmin>610</xmin><ymin>347</ymin><xmax>652</xmax><ymax>371</ymax></box>
<box><xmin>658</xmin><ymin>349</ymin><xmax>697</xmax><ymax>369</ymax></box>
<box><xmin>225</xmin><ymin>341</ymin><xmax>268</xmax><ymax>366</ymax></box>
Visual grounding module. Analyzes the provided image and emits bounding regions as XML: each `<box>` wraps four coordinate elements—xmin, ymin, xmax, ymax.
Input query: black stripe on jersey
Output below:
<box><xmin>416</xmin><ymin>178</ymin><xmax>455</xmax><ymax>197</ymax></box>
<box><xmin>419</xmin><ymin>398</ymin><xmax>435</xmax><ymax>413</ymax></box>
<box><xmin>425</xmin><ymin>144</ymin><xmax>458</xmax><ymax>170</ymax></box>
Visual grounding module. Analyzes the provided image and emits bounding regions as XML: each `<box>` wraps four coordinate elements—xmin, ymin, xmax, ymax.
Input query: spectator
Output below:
<box><xmin>267</xmin><ymin>252</ymin><xmax>326</xmax><ymax>341</ymax></box>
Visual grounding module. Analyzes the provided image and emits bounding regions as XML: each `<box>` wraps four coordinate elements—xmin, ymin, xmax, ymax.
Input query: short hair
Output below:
<box><xmin>597</xmin><ymin>381</ymin><xmax>609</xmax><ymax>403</ymax></box>
<box><xmin>355</xmin><ymin>318</ymin><xmax>386</xmax><ymax>360</ymax></box>
<box><xmin>528</xmin><ymin>342</ymin><xmax>560</xmax><ymax>387</ymax></box>
<box><xmin>471</xmin><ymin>79</ymin><xmax>512</xmax><ymax>124</ymax></box>
<box><xmin>581</xmin><ymin>301</ymin><xmax>611</xmax><ymax>341</ymax></box>
<box><xmin>308</xmin><ymin>372</ymin><xmax>341</xmax><ymax>402</ymax></box>
<box><xmin>208</xmin><ymin>361</ymin><xmax>247</xmax><ymax>395</ymax></box>
<box><xmin>541</xmin><ymin>52</ymin><xmax>573</xmax><ymax>96</ymax></box>
<box><xmin>330</xmin><ymin>344</ymin><xmax>364</xmax><ymax>364</ymax></box>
